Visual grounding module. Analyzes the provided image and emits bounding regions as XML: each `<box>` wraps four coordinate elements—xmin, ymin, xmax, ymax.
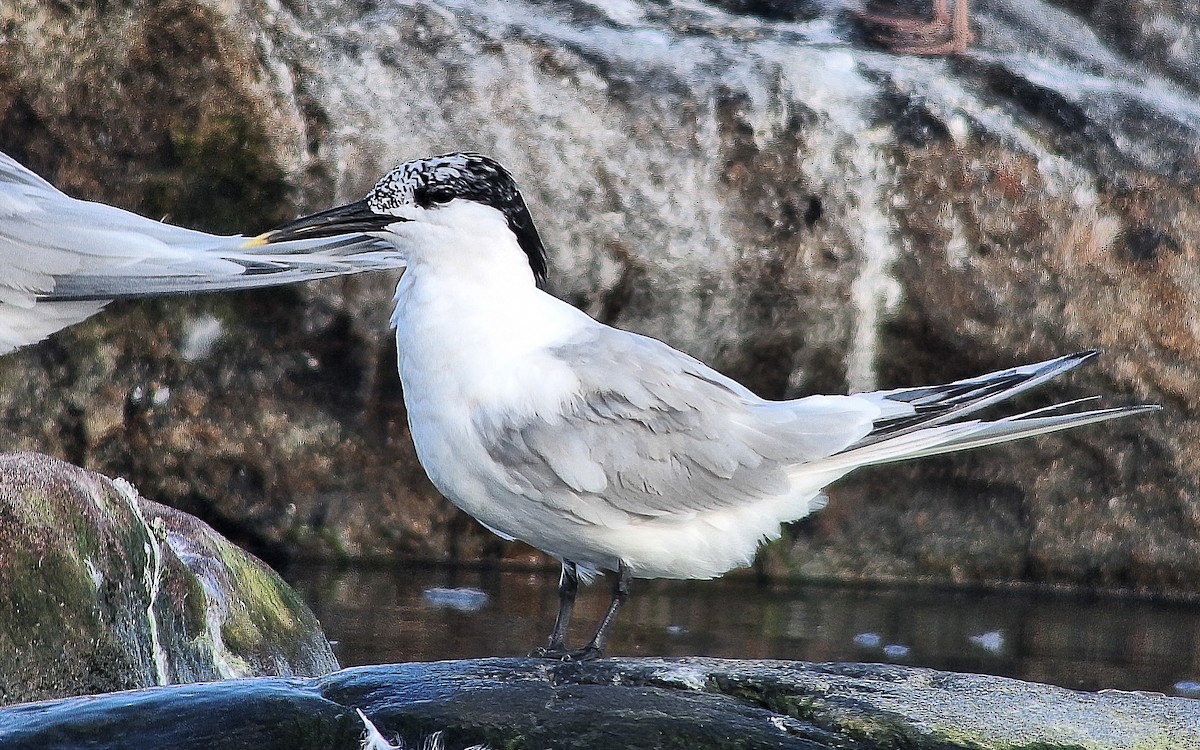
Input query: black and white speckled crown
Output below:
<box><xmin>368</xmin><ymin>153</ymin><xmax>548</xmax><ymax>284</ymax></box>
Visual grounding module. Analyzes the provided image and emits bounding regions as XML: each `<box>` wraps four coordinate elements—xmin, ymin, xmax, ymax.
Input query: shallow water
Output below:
<box><xmin>283</xmin><ymin>562</ymin><xmax>1200</xmax><ymax>697</ymax></box>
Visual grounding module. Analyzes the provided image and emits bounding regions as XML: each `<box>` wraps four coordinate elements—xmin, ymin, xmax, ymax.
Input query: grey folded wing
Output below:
<box><xmin>478</xmin><ymin>326</ymin><xmax>881</xmax><ymax>524</ymax></box>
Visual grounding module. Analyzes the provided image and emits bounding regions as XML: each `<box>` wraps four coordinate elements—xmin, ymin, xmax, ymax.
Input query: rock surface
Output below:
<box><xmin>0</xmin><ymin>1</ymin><xmax>1197</xmax><ymax>590</ymax></box>
<box><xmin>0</xmin><ymin>452</ymin><xmax>337</xmax><ymax>706</ymax></box>
<box><xmin>0</xmin><ymin>658</ymin><xmax>1196</xmax><ymax>749</ymax></box>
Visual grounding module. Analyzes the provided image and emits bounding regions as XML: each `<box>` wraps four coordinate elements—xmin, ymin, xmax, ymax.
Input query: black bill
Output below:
<box><xmin>249</xmin><ymin>199</ymin><xmax>403</xmax><ymax>245</ymax></box>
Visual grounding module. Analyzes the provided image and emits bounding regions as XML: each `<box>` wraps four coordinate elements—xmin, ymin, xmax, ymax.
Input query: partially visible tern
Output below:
<box><xmin>253</xmin><ymin>152</ymin><xmax>1156</xmax><ymax>660</ymax></box>
<box><xmin>0</xmin><ymin>151</ymin><xmax>405</xmax><ymax>355</ymax></box>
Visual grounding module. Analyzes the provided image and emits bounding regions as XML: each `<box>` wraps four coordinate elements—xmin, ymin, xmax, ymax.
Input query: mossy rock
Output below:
<box><xmin>0</xmin><ymin>452</ymin><xmax>337</xmax><ymax>706</ymax></box>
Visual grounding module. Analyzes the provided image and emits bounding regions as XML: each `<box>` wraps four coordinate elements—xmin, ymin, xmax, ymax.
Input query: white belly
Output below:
<box><xmin>398</xmin><ymin>349</ymin><xmax>836</xmax><ymax>579</ymax></box>
<box><xmin>389</xmin><ymin>271</ymin><xmax>837</xmax><ymax>580</ymax></box>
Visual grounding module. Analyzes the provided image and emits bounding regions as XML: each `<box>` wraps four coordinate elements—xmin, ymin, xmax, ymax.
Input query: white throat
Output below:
<box><xmin>388</xmin><ymin>199</ymin><xmax>536</xmax><ymax>289</ymax></box>
<box><xmin>387</xmin><ymin>200</ymin><xmax>592</xmax><ymax>415</ymax></box>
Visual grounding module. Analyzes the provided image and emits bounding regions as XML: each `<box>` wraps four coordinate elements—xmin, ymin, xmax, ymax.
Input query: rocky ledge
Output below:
<box><xmin>0</xmin><ymin>657</ymin><xmax>1196</xmax><ymax>749</ymax></box>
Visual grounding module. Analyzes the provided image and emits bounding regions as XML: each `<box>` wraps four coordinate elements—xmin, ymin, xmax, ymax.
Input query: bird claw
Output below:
<box><xmin>528</xmin><ymin>645</ymin><xmax>603</xmax><ymax>662</ymax></box>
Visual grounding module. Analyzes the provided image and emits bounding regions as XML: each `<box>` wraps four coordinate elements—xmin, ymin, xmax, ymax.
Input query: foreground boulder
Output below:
<box><xmin>0</xmin><ymin>658</ymin><xmax>1195</xmax><ymax>749</ymax></box>
<box><xmin>0</xmin><ymin>452</ymin><xmax>337</xmax><ymax>706</ymax></box>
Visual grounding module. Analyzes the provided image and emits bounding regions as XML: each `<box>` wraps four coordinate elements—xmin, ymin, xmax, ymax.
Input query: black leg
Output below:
<box><xmin>529</xmin><ymin>560</ymin><xmax>579</xmax><ymax>658</ymax></box>
<box><xmin>582</xmin><ymin>561</ymin><xmax>632</xmax><ymax>656</ymax></box>
<box><xmin>547</xmin><ymin>561</ymin><xmax>579</xmax><ymax>650</ymax></box>
<box><xmin>529</xmin><ymin>561</ymin><xmax>633</xmax><ymax>661</ymax></box>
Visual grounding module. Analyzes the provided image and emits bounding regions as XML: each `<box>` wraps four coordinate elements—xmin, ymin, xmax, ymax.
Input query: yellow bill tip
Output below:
<box><xmin>242</xmin><ymin>232</ymin><xmax>272</xmax><ymax>248</ymax></box>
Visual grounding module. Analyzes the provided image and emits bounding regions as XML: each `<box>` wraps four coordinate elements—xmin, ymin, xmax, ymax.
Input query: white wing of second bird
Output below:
<box><xmin>0</xmin><ymin>151</ymin><xmax>406</xmax><ymax>354</ymax></box>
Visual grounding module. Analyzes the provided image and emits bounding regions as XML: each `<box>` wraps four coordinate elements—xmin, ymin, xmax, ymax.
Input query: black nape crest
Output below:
<box><xmin>369</xmin><ymin>152</ymin><xmax>549</xmax><ymax>285</ymax></box>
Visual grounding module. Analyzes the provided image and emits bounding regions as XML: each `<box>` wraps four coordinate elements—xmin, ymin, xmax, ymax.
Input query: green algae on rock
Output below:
<box><xmin>0</xmin><ymin>452</ymin><xmax>337</xmax><ymax>706</ymax></box>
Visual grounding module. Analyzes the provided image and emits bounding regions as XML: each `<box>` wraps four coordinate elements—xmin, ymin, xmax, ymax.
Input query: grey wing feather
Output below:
<box><xmin>41</xmin><ymin>234</ymin><xmax>404</xmax><ymax>301</ymax></box>
<box><xmin>819</xmin><ymin>351</ymin><xmax>1159</xmax><ymax>469</ymax></box>
<box><xmin>480</xmin><ymin>335</ymin><xmax>1156</xmax><ymax>524</ymax></box>
<box><xmin>481</xmin><ymin>326</ymin><xmax>880</xmax><ymax>520</ymax></box>
<box><xmin>0</xmin><ymin>300</ymin><xmax>108</xmax><ymax>355</ymax></box>
<box><xmin>0</xmin><ymin>150</ymin><xmax>405</xmax><ymax>353</ymax></box>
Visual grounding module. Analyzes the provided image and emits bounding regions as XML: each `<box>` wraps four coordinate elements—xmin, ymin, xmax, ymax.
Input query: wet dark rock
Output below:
<box><xmin>0</xmin><ymin>452</ymin><xmax>337</xmax><ymax>706</ymax></box>
<box><xmin>0</xmin><ymin>1</ymin><xmax>1197</xmax><ymax>593</ymax></box>
<box><xmin>0</xmin><ymin>658</ymin><xmax>1196</xmax><ymax>749</ymax></box>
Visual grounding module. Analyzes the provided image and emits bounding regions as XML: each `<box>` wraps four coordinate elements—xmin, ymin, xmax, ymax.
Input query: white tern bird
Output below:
<box><xmin>251</xmin><ymin>152</ymin><xmax>1158</xmax><ymax>660</ymax></box>
<box><xmin>0</xmin><ymin>150</ymin><xmax>406</xmax><ymax>354</ymax></box>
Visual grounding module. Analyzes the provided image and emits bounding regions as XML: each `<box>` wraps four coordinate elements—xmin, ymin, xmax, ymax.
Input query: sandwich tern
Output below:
<box><xmin>259</xmin><ymin>152</ymin><xmax>1154</xmax><ymax>659</ymax></box>
<box><xmin>0</xmin><ymin>151</ymin><xmax>406</xmax><ymax>355</ymax></box>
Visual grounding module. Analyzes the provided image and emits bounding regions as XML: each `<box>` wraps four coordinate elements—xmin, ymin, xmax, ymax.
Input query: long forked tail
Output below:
<box><xmin>820</xmin><ymin>351</ymin><xmax>1159</xmax><ymax>472</ymax></box>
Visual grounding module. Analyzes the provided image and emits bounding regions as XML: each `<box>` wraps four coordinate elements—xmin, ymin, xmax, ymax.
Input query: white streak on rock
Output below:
<box><xmin>113</xmin><ymin>478</ymin><xmax>171</xmax><ymax>686</ymax></box>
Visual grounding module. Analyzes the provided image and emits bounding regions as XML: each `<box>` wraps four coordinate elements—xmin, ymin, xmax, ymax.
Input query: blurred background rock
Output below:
<box><xmin>0</xmin><ymin>0</ymin><xmax>1195</xmax><ymax>594</ymax></box>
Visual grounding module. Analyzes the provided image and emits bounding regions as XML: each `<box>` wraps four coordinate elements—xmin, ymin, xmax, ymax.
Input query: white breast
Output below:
<box><xmin>383</xmin><ymin>202</ymin><xmax>842</xmax><ymax>579</ymax></box>
<box><xmin>387</xmin><ymin>212</ymin><xmax>594</xmax><ymax>540</ymax></box>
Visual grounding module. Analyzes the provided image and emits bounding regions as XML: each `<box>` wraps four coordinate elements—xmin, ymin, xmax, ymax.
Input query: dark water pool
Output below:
<box><xmin>283</xmin><ymin>562</ymin><xmax>1200</xmax><ymax>697</ymax></box>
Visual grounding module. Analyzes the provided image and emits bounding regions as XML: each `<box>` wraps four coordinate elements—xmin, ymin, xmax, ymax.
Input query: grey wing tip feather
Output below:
<box><xmin>856</xmin><ymin>350</ymin><xmax>1154</xmax><ymax>450</ymax></box>
<box><xmin>941</xmin><ymin>348</ymin><xmax>1097</xmax><ymax>388</ymax></box>
<box><xmin>868</xmin><ymin>402</ymin><xmax>1159</xmax><ymax>465</ymax></box>
<box><xmin>1048</xmin><ymin>348</ymin><xmax>1098</xmax><ymax>371</ymax></box>
<box><xmin>1101</xmin><ymin>403</ymin><xmax>1162</xmax><ymax>418</ymax></box>
<box><xmin>1017</xmin><ymin>402</ymin><xmax>1161</xmax><ymax>422</ymax></box>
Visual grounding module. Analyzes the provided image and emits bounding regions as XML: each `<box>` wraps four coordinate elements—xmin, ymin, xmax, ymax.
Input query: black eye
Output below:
<box><xmin>420</xmin><ymin>187</ymin><xmax>457</xmax><ymax>206</ymax></box>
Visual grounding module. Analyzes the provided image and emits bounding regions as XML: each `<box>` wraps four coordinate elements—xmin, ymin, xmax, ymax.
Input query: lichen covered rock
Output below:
<box><xmin>0</xmin><ymin>452</ymin><xmax>337</xmax><ymax>706</ymax></box>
